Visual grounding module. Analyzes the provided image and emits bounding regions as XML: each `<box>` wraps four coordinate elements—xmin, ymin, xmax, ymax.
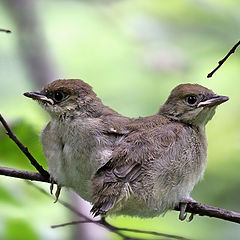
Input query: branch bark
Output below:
<box><xmin>0</xmin><ymin>166</ymin><xmax>49</xmax><ymax>182</ymax></box>
<box><xmin>174</xmin><ymin>202</ymin><xmax>240</xmax><ymax>224</ymax></box>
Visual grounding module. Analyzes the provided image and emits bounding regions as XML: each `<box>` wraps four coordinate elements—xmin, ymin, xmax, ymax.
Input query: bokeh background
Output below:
<box><xmin>0</xmin><ymin>0</ymin><xmax>240</xmax><ymax>239</ymax></box>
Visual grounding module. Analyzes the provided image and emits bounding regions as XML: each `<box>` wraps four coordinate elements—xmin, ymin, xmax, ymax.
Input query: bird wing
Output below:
<box><xmin>90</xmin><ymin>160</ymin><xmax>142</xmax><ymax>216</ymax></box>
<box><xmin>91</xmin><ymin>124</ymin><xmax>181</xmax><ymax>217</ymax></box>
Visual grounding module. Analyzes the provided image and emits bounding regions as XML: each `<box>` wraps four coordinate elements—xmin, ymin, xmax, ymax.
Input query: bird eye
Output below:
<box><xmin>186</xmin><ymin>95</ymin><xmax>197</xmax><ymax>105</ymax></box>
<box><xmin>52</xmin><ymin>91</ymin><xmax>67</xmax><ymax>103</ymax></box>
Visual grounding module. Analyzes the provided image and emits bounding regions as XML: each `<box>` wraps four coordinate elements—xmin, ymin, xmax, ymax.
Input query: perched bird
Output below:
<box><xmin>24</xmin><ymin>79</ymin><xmax>131</xmax><ymax>201</ymax></box>
<box><xmin>24</xmin><ymin>80</ymin><xmax>228</xmax><ymax>221</ymax></box>
<box><xmin>90</xmin><ymin>84</ymin><xmax>229</xmax><ymax>220</ymax></box>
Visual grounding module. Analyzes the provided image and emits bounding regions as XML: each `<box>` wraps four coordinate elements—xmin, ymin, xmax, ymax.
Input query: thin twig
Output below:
<box><xmin>99</xmin><ymin>218</ymin><xmax>190</xmax><ymax>240</ymax></box>
<box><xmin>207</xmin><ymin>40</ymin><xmax>240</xmax><ymax>78</ymax></box>
<box><xmin>51</xmin><ymin>219</ymin><xmax>189</xmax><ymax>240</ymax></box>
<box><xmin>114</xmin><ymin>227</ymin><xmax>189</xmax><ymax>240</ymax></box>
<box><xmin>0</xmin><ymin>28</ymin><xmax>11</xmax><ymax>33</ymax></box>
<box><xmin>0</xmin><ymin>114</ymin><xmax>50</xmax><ymax>178</ymax></box>
<box><xmin>0</xmin><ymin>167</ymin><xmax>49</xmax><ymax>182</ymax></box>
<box><xmin>51</xmin><ymin>220</ymin><xmax>93</xmax><ymax>229</ymax></box>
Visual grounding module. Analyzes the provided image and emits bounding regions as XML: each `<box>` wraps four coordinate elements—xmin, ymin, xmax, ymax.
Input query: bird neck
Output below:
<box><xmin>159</xmin><ymin>104</ymin><xmax>216</xmax><ymax>128</ymax></box>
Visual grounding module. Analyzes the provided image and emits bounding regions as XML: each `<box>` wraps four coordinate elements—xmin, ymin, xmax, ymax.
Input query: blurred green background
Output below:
<box><xmin>0</xmin><ymin>0</ymin><xmax>240</xmax><ymax>239</ymax></box>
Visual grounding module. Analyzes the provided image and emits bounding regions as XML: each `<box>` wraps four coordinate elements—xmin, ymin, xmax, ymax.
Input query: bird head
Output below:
<box><xmin>24</xmin><ymin>79</ymin><xmax>99</xmax><ymax>118</ymax></box>
<box><xmin>159</xmin><ymin>84</ymin><xmax>229</xmax><ymax>126</ymax></box>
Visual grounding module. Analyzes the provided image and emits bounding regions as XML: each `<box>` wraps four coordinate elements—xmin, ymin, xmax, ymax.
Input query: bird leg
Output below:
<box><xmin>49</xmin><ymin>176</ymin><xmax>62</xmax><ymax>203</ymax></box>
<box><xmin>179</xmin><ymin>197</ymin><xmax>196</xmax><ymax>222</ymax></box>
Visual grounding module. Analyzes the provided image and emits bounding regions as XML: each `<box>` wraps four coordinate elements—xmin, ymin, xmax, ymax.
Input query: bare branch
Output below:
<box><xmin>175</xmin><ymin>202</ymin><xmax>240</xmax><ymax>224</ymax></box>
<box><xmin>0</xmin><ymin>167</ymin><xmax>49</xmax><ymax>182</ymax></box>
<box><xmin>51</xmin><ymin>220</ymin><xmax>93</xmax><ymax>229</ymax></box>
<box><xmin>99</xmin><ymin>217</ymin><xmax>190</xmax><ymax>240</ymax></box>
<box><xmin>207</xmin><ymin>40</ymin><xmax>240</xmax><ymax>78</ymax></box>
<box><xmin>1</xmin><ymin>166</ymin><xmax>240</xmax><ymax>226</ymax></box>
<box><xmin>0</xmin><ymin>114</ymin><xmax>50</xmax><ymax>178</ymax></box>
<box><xmin>0</xmin><ymin>28</ymin><xmax>11</xmax><ymax>33</ymax></box>
<box><xmin>52</xmin><ymin>219</ymin><xmax>189</xmax><ymax>240</ymax></box>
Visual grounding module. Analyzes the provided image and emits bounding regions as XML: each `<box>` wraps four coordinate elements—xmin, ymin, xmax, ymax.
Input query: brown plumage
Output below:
<box><xmin>24</xmin><ymin>79</ymin><xmax>132</xmax><ymax>202</ymax></box>
<box><xmin>90</xmin><ymin>84</ymin><xmax>228</xmax><ymax>218</ymax></box>
<box><xmin>24</xmin><ymin>80</ymin><xmax>228</xmax><ymax>220</ymax></box>
<box><xmin>44</xmin><ymin>79</ymin><xmax>96</xmax><ymax>97</ymax></box>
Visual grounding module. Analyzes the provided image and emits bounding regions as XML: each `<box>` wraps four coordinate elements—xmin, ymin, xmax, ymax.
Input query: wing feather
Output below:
<box><xmin>91</xmin><ymin>124</ymin><xmax>181</xmax><ymax>216</ymax></box>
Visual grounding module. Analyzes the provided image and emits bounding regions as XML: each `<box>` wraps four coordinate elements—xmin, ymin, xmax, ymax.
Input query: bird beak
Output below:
<box><xmin>23</xmin><ymin>91</ymin><xmax>54</xmax><ymax>105</ymax></box>
<box><xmin>197</xmin><ymin>95</ymin><xmax>229</xmax><ymax>108</ymax></box>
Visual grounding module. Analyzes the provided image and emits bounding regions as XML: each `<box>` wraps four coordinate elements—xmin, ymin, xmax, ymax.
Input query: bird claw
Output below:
<box><xmin>53</xmin><ymin>184</ymin><xmax>62</xmax><ymax>203</ymax></box>
<box><xmin>49</xmin><ymin>176</ymin><xmax>62</xmax><ymax>203</ymax></box>
<box><xmin>50</xmin><ymin>177</ymin><xmax>54</xmax><ymax>195</ymax></box>
<box><xmin>179</xmin><ymin>197</ymin><xmax>196</xmax><ymax>222</ymax></box>
<box><xmin>179</xmin><ymin>202</ymin><xmax>188</xmax><ymax>221</ymax></box>
<box><xmin>187</xmin><ymin>213</ymin><xmax>195</xmax><ymax>222</ymax></box>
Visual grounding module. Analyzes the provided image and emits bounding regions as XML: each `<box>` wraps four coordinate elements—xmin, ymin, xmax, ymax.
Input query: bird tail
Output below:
<box><xmin>90</xmin><ymin>182</ymin><xmax>124</xmax><ymax>217</ymax></box>
<box><xmin>90</xmin><ymin>161</ymin><xmax>141</xmax><ymax>217</ymax></box>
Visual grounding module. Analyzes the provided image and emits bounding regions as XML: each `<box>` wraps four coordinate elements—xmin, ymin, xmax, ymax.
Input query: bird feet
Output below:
<box><xmin>179</xmin><ymin>197</ymin><xmax>196</xmax><ymax>222</ymax></box>
<box><xmin>50</xmin><ymin>177</ymin><xmax>62</xmax><ymax>203</ymax></box>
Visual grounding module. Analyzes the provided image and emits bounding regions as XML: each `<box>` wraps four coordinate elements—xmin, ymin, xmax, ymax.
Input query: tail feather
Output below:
<box><xmin>91</xmin><ymin>182</ymin><xmax>124</xmax><ymax>217</ymax></box>
<box><xmin>90</xmin><ymin>198</ymin><xmax>116</xmax><ymax>217</ymax></box>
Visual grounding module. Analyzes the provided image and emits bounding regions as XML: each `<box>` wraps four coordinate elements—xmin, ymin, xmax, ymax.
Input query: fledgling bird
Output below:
<box><xmin>24</xmin><ymin>79</ymin><xmax>131</xmax><ymax>201</ymax></box>
<box><xmin>90</xmin><ymin>84</ymin><xmax>229</xmax><ymax>220</ymax></box>
<box><xmin>24</xmin><ymin>80</ymin><xmax>228</xmax><ymax>221</ymax></box>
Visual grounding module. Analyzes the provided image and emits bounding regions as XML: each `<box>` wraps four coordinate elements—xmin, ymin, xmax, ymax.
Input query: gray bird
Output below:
<box><xmin>24</xmin><ymin>80</ymin><xmax>228</xmax><ymax>220</ymax></box>
<box><xmin>90</xmin><ymin>84</ymin><xmax>229</xmax><ymax>220</ymax></box>
<box><xmin>24</xmin><ymin>79</ymin><xmax>131</xmax><ymax>201</ymax></box>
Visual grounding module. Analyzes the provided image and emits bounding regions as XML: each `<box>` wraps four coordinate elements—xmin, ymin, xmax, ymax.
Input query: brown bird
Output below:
<box><xmin>90</xmin><ymin>84</ymin><xmax>229</xmax><ymax>220</ymax></box>
<box><xmin>24</xmin><ymin>80</ymin><xmax>228</xmax><ymax>221</ymax></box>
<box><xmin>24</xmin><ymin>79</ymin><xmax>131</xmax><ymax>201</ymax></box>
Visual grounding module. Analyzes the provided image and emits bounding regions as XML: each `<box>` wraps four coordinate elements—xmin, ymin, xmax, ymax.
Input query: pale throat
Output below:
<box><xmin>192</xmin><ymin>107</ymin><xmax>216</xmax><ymax>127</ymax></box>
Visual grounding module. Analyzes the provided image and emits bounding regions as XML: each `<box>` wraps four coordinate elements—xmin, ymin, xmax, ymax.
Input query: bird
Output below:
<box><xmin>24</xmin><ymin>79</ymin><xmax>132</xmax><ymax>202</ymax></box>
<box><xmin>90</xmin><ymin>83</ymin><xmax>229</xmax><ymax>220</ymax></box>
<box><xmin>24</xmin><ymin>80</ymin><xmax>229</xmax><ymax>221</ymax></box>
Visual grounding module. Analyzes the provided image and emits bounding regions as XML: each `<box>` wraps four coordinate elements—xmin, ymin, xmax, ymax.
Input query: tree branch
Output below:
<box><xmin>0</xmin><ymin>28</ymin><xmax>11</xmax><ymax>33</ymax></box>
<box><xmin>174</xmin><ymin>203</ymin><xmax>240</xmax><ymax>224</ymax></box>
<box><xmin>0</xmin><ymin>114</ymin><xmax>50</xmax><ymax>178</ymax></box>
<box><xmin>0</xmin><ymin>166</ymin><xmax>240</xmax><ymax>226</ymax></box>
<box><xmin>207</xmin><ymin>40</ymin><xmax>240</xmax><ymax>78</ymax></box>
<box><xmin>0</xmin><ymin>166</ymin><xmax>49</xmax><ymax>182</ymax></box>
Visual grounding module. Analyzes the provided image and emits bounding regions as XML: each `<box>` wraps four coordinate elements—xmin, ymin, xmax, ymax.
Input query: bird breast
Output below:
<box><xmin>151</xmin><ymin>125</ymin><xmax>207</xmax><ymax>213</ymax></box>
<box><xmin>41</xmin><ymin>118</ymin><xmax>113</xmax><ymax>201</ymax></box>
